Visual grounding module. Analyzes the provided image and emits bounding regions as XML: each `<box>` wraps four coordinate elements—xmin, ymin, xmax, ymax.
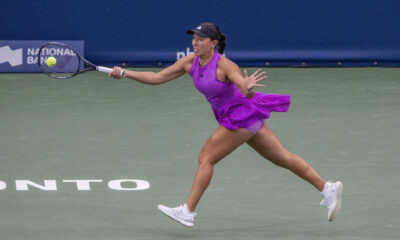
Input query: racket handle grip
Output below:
<box><xmin>97</xmin><ymin>66</ymin><xmax>113</xmax><ymax>73</ymax></box>
<box><xmin>97</xmin><ymin>66</ymin><xmax>125</xmax><ymax>77</ymax></box>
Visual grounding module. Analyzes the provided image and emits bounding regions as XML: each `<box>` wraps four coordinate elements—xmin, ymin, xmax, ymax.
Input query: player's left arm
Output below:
<box><xmin>220</xmin><ymin>57</ymin><xmax>266</xmax><ymax>99</ymax></box>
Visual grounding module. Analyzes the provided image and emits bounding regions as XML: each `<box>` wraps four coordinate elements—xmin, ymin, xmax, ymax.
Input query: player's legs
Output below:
<box><xmin>246</xmin><ymin>123</ymin><xmax>325</xmax><ymax>191</ymax></box>
<box><xmin>186</xmin><ymin>126</ymin><xmax>254</xmax><ymax>212</ymax></box>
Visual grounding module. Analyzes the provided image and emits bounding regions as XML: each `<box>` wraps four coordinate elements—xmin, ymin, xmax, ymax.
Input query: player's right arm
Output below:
<box><xmin>109</xmin><ymin>55</ymin><xmax>195</xmax><ymax>85</ymax></box>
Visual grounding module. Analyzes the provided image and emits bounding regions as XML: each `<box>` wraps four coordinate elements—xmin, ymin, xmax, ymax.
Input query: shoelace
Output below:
<box><xmin>320</xmin><ymin>198</ymin><xmax>327</xmax><ymax>207</ymax></box>
<box><xmin>320</xmin><ymin>183</ymin><xmax>336</xmax><ymax>207</ymax></box>
<box><xmin>174</xmin><ymin>205</ymin><xmax>197</xmax><ymax>218</ymax></box>
<box><xmin>173</xmin><ymin>205</ymin><xmax>184</xmax><ymax>213</ymax></box>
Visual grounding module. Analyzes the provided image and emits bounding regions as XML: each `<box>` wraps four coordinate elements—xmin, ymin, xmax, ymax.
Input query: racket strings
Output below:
<box><xmin>38</xmin><ymin>43</ymin><xmax>81</xmax><ymax>78</ymax></box>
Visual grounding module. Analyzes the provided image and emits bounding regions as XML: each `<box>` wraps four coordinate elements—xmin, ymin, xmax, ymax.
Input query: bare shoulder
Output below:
<box><xmin>156</xmin><ymin>54</ymin><xmax>195</xmax><ymax>81</ymax></box>
<box><xmin>177</xmin><ymin>54</ymin><xmax>196</xmax><ymax>73</ymax></box>
<box><xmin>218</xmin><ymin>55</ymin><xmax>240</xmax><ymax>74</ymax></box>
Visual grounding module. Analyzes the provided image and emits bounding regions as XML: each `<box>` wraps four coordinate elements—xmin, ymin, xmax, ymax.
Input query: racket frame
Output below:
<box><xmin>38</xmin><ymin>42</ymin><xmax>119</xmax><ymax>79</ymax></box>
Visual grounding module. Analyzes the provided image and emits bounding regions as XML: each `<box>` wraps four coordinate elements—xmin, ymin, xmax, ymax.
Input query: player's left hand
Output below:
<box><xmin>243</xmin><ymin>69</ymin><xmax>266</xmax><ymax>92</ymax></box>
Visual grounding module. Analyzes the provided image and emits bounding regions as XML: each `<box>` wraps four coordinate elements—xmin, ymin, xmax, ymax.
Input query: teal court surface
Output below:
<box><xmin>0</xmin><ymin>68</ymin><xmax>399</xmax><ymax>240</ymax></box>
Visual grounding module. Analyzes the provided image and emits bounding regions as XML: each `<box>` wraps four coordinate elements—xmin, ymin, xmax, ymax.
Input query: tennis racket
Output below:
<box><xmin>37</xmin><ymin>42</ymin><xmax>123</xmax><ymax>79</ymax></box>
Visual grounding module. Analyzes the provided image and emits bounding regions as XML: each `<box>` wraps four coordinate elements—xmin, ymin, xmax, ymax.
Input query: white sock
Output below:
<box><xmin>321</xmin><ymin>181</ymin><xmax>331</xmax><ymax>195</ymax></box>
<box><xmin>183</xmin><ymin>204</ymin><xmax>195</xmax><ymax>216</ymax></box>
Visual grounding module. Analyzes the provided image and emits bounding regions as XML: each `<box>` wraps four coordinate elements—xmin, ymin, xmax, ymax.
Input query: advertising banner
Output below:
<box><xmin>0</xmin><ymin>41</ymin><xmax>84</xmax><ymax>72</ymax></box>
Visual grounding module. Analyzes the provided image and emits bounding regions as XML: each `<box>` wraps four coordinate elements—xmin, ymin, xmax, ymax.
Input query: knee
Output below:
<box><xmin>198</xmin><ymin>153</ymin><xmax>215</xmax><ymax>168</ymax></box>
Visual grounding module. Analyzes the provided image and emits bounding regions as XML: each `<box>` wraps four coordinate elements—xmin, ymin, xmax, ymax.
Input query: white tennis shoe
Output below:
<box><xmin>158</xmin><ymin>203</ymin><xmax>196</xmax><ymax>227</ymax></box>
<box><xmin>320</xmin><ymin>181</ymin><xmax>343</xmax><ymax>221</ymax></box>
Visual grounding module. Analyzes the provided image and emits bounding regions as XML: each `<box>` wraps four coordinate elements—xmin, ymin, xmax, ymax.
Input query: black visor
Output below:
<box><xmin>187</xmin><ymin>22</ymin><xmax>220</xmax><ymax>40</ymax></box>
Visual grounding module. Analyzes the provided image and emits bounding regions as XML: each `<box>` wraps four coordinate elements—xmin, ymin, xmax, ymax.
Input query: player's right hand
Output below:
<box><xmin>109</xmin><ymin>66</ymin><xmax>126</xmax><ymax>79</ymax></box>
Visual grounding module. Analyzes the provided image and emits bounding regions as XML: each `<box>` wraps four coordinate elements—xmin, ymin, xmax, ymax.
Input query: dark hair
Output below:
<box><xmin>206</xmin><ymin>23</ymin><xmax>226</xmax><ymax>54</ymax></box>
<box><xmin>217</xmin><ymin>33</ymin><xmax>226</xmax><ymax>54</ymax></box>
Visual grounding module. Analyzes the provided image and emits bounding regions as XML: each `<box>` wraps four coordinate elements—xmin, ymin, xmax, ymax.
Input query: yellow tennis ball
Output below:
<box><xmin>46</xmin><ymin>57</ymin><xmax>57</xmax><ymax>67</ymax></box>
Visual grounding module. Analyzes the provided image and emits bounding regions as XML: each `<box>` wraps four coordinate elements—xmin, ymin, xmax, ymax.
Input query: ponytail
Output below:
<box><xmin>217</xmin><ymin>33</ymin><xmax>226</xmax><ymax>54</ymax></box>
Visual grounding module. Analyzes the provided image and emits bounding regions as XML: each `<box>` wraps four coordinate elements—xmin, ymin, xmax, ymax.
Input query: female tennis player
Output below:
<box><xmin>109</xmin><ymin>22</ymin><xmax>343</xmax><ymax>227</ymax></box>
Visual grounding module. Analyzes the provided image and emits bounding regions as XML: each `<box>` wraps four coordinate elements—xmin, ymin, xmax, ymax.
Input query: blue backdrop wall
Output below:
<box><xmin>1</xmin><ymin>0</ymin><xmax>400</xmax><ymax>67</ymax></box>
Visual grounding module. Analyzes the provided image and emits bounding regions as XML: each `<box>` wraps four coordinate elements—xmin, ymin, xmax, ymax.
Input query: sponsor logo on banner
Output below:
<box><xmin>0</xmin><ymin>40</ymin><xmax>84</xmax><ymax>73</ymax></box>
<box><xmin>0</xmin><ymin>46</ymin><xmax>23</xmax><ymax>67</ymax></box>
<box><xmin>176</xmin><ymin>47</ymin><xmax>193</xmax><ymax>60</ymax></box>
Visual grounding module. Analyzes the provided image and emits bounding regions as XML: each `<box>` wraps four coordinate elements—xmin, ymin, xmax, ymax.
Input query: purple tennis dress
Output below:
<box><xmin>190</xmin><ymin>52</ymin><xmax>291</xmax><ymax>132</ymax></box>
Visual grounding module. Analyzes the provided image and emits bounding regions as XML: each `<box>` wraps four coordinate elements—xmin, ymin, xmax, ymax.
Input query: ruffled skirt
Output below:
<box><xmin>211</xmin><ymin>92</ymin><xmax>291</xmax><ymax>130</ymax></box>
